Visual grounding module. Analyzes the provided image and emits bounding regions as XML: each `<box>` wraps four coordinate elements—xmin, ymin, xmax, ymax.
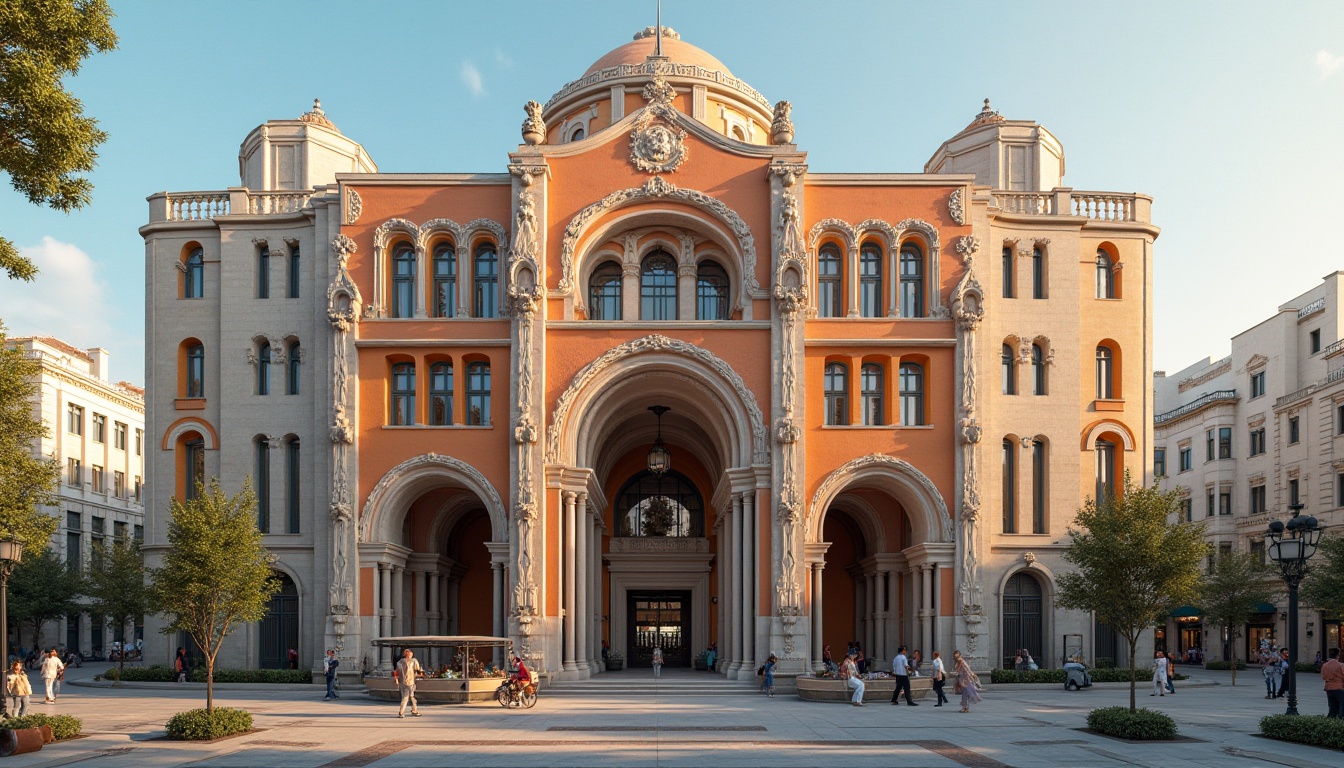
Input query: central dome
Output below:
<box><xmin>583</xmin><ymin>27</ymin><xmax>734</xmax><ymax>77</ymax></box>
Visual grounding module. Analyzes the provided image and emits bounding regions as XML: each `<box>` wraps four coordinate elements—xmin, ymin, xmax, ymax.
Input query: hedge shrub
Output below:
<box><xmin>5</xmin><ymin>714</ymin><xmax>82</xmax><ymax>740</ymax></box>
<box><xmin>1087</xmin><ymin>706</ymin><xmax>1178</xmax><ymax>740</ymax></box>
<box><xmin>1260</xmin><ymin>714</ymin><xmax>1344</xmax><ymax>750</ymax></box>
<box><xmin>990</xmin><ymin>668</ymin><xmax>1187</xmax><ymax>684</ymax></box>
<box><xmin>1204</xmin><ymin>660</ymin><xmax>1247</xmax><ymax>670</ymax></box>
<box><xmin>1295</xmin><ymin>662</ymin><xmax>1321</xmax><ymax>673</ymax></box>
<box><xmin>100</xmin><ymin>666</ymin><xmax>312</xmax><ymax>684</ymax></box>
<box><xmin>166</xmin><ymin>708</ymin><xmax>253</xmax><ymax>740</ymax></box>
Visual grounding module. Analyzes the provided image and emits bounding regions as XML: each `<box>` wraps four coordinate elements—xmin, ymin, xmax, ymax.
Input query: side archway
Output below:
<box><xmin>807</xmin><ymin>454</ymin><xmax>952</xmax><ymax>544</ymax></box>
<box><xmin>360</xmin><ymin>453</ymin><xmax>507</xmax><ymax>544</ymax></box>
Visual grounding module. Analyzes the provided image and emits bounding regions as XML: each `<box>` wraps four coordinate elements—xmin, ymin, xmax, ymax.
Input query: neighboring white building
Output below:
<box><xmin>1154</xmin><ymin>272</ymin><xmax>1344</xmax><ymax>663</ymax></box>
<box><xmin>10</xmin><ymin>336</ymin><xmax>145</xmax><ymax>655</ymax></box>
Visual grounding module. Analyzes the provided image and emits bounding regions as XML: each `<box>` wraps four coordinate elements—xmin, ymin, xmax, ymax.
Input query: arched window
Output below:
<box><xmin>616</xmin><ymin>470</ymin><xmax>704</xmax><ymax>538</ymax></box>
<box><xmin>588</xmin><ymin>261</ymin><xmax>622</xmax><ymax>320</ymax></box>
<box><xmin>392</xmin><ymin>245</ymin><xmax>416</xmax><ymax>318</ymax></box>
<box><xmin>570</xmin><ymin>127</ymin><xmax>585</xmax><ymax>142</ymax></box>
<box><xmin>288</xmin><ymin>243</ymin><xmax>301</xmax><ymax>299</ymax></box>
<box><xmin>899</xmin><ymin>244</ymin><xmax>924</xmax><ymax>318</ymax></box>
<box><xmin>390</xmin><ymin>362</ymin><xmax>415</xmax><ymax>425</ymax></box>
<box><xmin>1002</xmin><ymin>439</ymin><xmax>1016</xmax><ymax>534</ymax></box>
<box><xmin>639</xmin><ymin>250</ymin><xmax>677</xmax><ymax>320</ymax></box>
<box><xmin>184</xmin><ymin>437</ymin><xmax>205</xmax><ymax>501</ymax></box>
<box><xmin>186</xmin><ymin>344</ymin><xmax>205</xmax><ymax>398</ymax></box>
<box><xmin>1002</xmin><ymin>246</ymin><xmax>1014</xmax><ymax>298</ymax></box>
<box><xmin>1031</xmin><ymin>343</ymin><xmax>1046</xmax><ymax>396</ymax></box>
<box><xmin>285</xmin><ymin>437</ymin><xmax>300</xmax><ymax>534</ymax></box>
<box><xmin>859</xmin><ymin>244</ymin><xmax>883</xmax><ymax>317</ymax></box>
<box><xmin>1032</xmin><ymin>439</ymin><xmax>1047</xmax><ymax>534</ymax></box>
<box><xmin>1096</xmin><ymin>250</ymin><xmax>1114</xmax><ymax>299</ymax></box>
<box><xmin>1095</xmin><ymin>439</ymin><xmax>1116</xmax><ymax>501</ymax></box>
<box><xmin>466</xmin><ymin>361</ymin><xmax>490</xmax><ymax>426</ymax></box>
<box><xmin>474</xmin><ymin>243</ymin><xmax>498</xmax><ymax>318</ymax></box>
<box><xmin>861</xmin><ymin>363</ymin><xmax>884</xmax><ymax>426</ymax></box>
<box><xmin>1002</xmin><ymin>343</ymin><xmax>1017</xmax><ymax>395</ymax></box>
<box><xmin>900</xmin><ymin>362</ymin><xmax>925</xmax><ymax>426</ymax></box>
<box><xmin>255</xmin><ymin>437</ymin><xmax>270</xmax><ymax>533</ymax></box>
<box><xmin>818</xmin><ymin>245</ymin><xmax>842</xmax><ymax>318</ymax></box>
<box><xmin>287</xmin><ymin>342</ymin><xmax>300</xmax><ymax>395</ymax></box>
<box><xmin>696</xmin><ymin>261</ymin><xmax>730</xmax><ymax>320</ymax></box>
<box><xmin>430</xmin><ymin>362</ymin><xmax>453</xmax><ymax>426</ymax></box>
<box><xmin>824</xmin><ymin>362</ymin><xmax>848</xmax><ymax>426</ymax></box>
<box><xmin>1031</xmin><ymin>247</ymin><xmax>1044</xmax><ymax>299</ymax></box>
<box><xmin>432</xmin><ymin>244</ymin><xmax>456</xmax><ymax>318</ymax></box>
<box><xmin>257</xmin><ymin>341</ymin><xmax>271</xmax><ymax>396</ymax></box>
<box><xmin>184</xmin><ymin>247</ymin><xmax>204</xmax><ymax>298</ymax></box>
<box><xmin>1095</xmin><ymin>346</ymin><xmax>1113</xmax><ymax>399</ymax></box>
<box><xmin>257</xmin><ymin>244</ymin><xmax>270</xmax><ymax>299</ymax></box>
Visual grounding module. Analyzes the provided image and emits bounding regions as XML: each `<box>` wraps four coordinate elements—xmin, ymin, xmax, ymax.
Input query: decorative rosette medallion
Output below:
<box><xmin>629</xmin><ymin>76</ymin><xmax>687</xmax><ymax>173</ymax></box>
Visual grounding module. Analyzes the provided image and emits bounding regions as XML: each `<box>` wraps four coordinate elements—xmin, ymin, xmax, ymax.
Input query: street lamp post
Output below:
<box><xmin>0</xmin><ymin>538</ymin><xmax>24</xmax><ymax>719</ymax></box>
<box><xmin>1265</xmin><ymin>503</ymin><xmax>1323</xmax><ymax>716</ymax></box>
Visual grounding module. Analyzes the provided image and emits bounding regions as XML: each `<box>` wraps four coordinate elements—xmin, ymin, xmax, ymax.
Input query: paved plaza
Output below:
<box><xmin>0</xmin><ymin>663</ymin><xmax>1337</xmax><ymax>767</ymax></box>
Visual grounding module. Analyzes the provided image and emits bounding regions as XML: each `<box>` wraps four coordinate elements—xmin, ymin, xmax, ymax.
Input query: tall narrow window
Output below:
<box><xmin>432</xmin><ymin>244</ymin><xmax>456</xmax><ymax>318</ymax></box>
<box><xmin>257</xmin><ymin>341</ymin><xmax>271</xmax><ymax>395</ymax></box>
<box><xmin>430</xmin><ymin>362</ymin><xmax>453</xmax><ymax>425</ymax></box>
<box><xmin>639</xmin><ymin>250</ymin><xmax>677</xmax><ymax>320</ymax></box>
<box><xmin>1003</xmin><ymin>439</ymin><xmax>1016</xmax><ymax>533</ymax></box>
<box><xmin>1218</xmin><ymin>427</ymin><xmax>1232</xmax><ymax>459</ymax></box>
<box><xmin>1095</xmin><ymin>346</ymin><xmax>1113</xmax><ymax>399</ymax></box>
<box><xmin>589</xmin><ymin>261</ymin><xmax>623</xmax><ymax>320</ymax></box>
<box><xmin>1289</xmin><ymin>416</ymin><xmax>1300</xmax><ymax>444</ymax></box>
<box><xmin>1031</xmin><ymin>247</ymin><xmax>1044</xmax><ymax>299</ymax></box>
<box><xmin>474</xmin><ymin>243</ymin><xmax>498</xmax><ymax>318</ymax></box>
<box><xmin>859</xmin><ymin>244</ymin><xmax>882</xmax><ymax>317</ymax></box>
<box><xmin>286</xmin><ymin>438</ymin><xmax>300</xmax><ymax>534</ymax></box>
<box><xmin>1032</xmin><ymin>344</ymin><xmax>1046</xmax><ymax>395</ymax></box>
<box><xmin>899</xmin><ymin>245</ymin><xmax>924</xmax><ymax>318</ymax></box>
<box><xmin>255</xmin><ymin>438</ymin><xmax>270</xmax><ymax>533</ymax></box>
<box><xmin>257</xmin><ymin>245</ymin><xmax>270</xmax><ymax>299</ymax></box>
<box><xmin>287</xmin><ymin>342</ymin><xmax>301</xmax><ymax>395</ymax></box>
<box><xmin>1095</xmin><ymin>439</ymin><xmax>1115</xmax><ymax>502</ymax></box>
<box><xmin>390</xmin><ymin>362</ymin><xmax>416</xmax><ymax>426</ymax></box>
<box><xmin>1002</xmin><ymin>344</ymin><xmax>1017</xmax><ymax>395</ymax></box>
<box><xmin>185</xmin><ymin>247</ymin><xmax>204</xmax><ymax>298</ymax></box>
<box><xmin>818</xmin><ymin>245</ymin><xmax>842</xmax><ymax>318</ymax></box>
<box><xmin>185</xmin><ymin>439</ymin><xmax>204</xmax><ymax>500</ymax></box>
<box><xmin>1095</xmin><ymin>250</ymin><xmax>1114</xmax><ymax>299</ymax></box>
<box><xmin>1289</xmin><ymin>478</ymin><xmax>1300</xmax><ymax>506</ymax></box>
<box><xmin>1206</xmin><ymin>429</ymin><xmax>1215</xmax><ymax>461</ymax></box>
<box><xmin>696</xmin><ymin>261</ymin><xmax>730</xmax><ymax>320</ymax></box>
<box><xmin>392</xmin><ymin>245</ymin><xmax>416</xmax><ymax>318</ymax></box>
<box><xmin>466</xmin><ymin>361</ymin><xmax>491</xmax><ymax>426</ymax></box>
<box><xmin>287</xmin><ymin>243</ymin><xmax>300</xmax><ymax>299</ymax></box>
<box><xmin>899</xmin><ymin>362</ymin><xmax>925</xmax><ymax>426</ymax></box>
<box><xmin>861</xmin><ymin>363</ymin><xmax>884</xmax><ymax>426</ymax></box>
<box><xmin>1032</xmin><ymin>440</ymin><xmax>1047</xmax><ymax>534</ymax></box>
<box><xmin>824</xmin><ymin>362</ymin><xmax>848</xmax><ymax>426</ymax></box>
<box><xmin>186</xmin><ymin>344</ymin><xmax>205</xmax><ymax>398</ymax></box>
<box><xmin>1002</xmin><ymin>246</ymin><xmax>1014</xmax><ymax>298</ymax></box>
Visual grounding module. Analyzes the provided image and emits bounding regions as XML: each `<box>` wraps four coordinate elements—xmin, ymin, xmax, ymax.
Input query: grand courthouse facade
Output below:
<box><xmin>140</xmin><ymin>29</ymin><xmax>1158</xmax><ymax>677</ymax></box>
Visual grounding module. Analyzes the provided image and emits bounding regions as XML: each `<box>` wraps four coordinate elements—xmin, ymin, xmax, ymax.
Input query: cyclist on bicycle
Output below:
<box><xmin>508</xmin><ymin>655</ymin><xmax>531</xmax><ymax>692</ymax></box>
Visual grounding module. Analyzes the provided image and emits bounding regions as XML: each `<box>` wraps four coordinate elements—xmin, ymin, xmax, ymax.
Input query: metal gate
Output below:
<box><xmin>259</xmin><ymin>573</ymin><xmax>299</xmax><ymax>669</ymax></box>
<box><xmin>628</xmin><ymin>591</ymin><xmax>691</xmax><ymax>668</ymax></box>
<box><xmin>1001</xmin><ymin>572</ymin><xmax>1043</xmax><ymax>667</ymax></box>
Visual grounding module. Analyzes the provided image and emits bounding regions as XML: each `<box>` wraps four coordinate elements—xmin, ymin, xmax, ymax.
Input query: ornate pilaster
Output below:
<box><xmin>951</xmin><ymin>235</ymin><xmax>986</xmax><ymax>666</ymax></box>
<box><xmin>325</xmin><ymin>234</ymin><xmax>361</xmax><ymax>659</ymax></box>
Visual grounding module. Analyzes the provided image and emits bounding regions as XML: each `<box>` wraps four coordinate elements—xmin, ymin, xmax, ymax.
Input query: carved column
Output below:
<box><xmin>378</xmin><ymin>562</ymin><xmax>392</xmax><ymax>669</ymax></box>
<box><xmin>326</xmin><ymin>235</ymin><xmax>360</xmax><ymax>664</ymax></box>
<box><xmin>620</xmin><ymin>235</ymin><xmax>640</xmax><ymax>320</ymax></box>
<box><xmin>414</xmin><ymin>245</ymin><xmax>428</xmax><ymax>318</ymax></box>
<box><xmin>743</xmin><ymin>489</ymin><xmax>757</xmax><ymax>669</ymax></box>
<box><xmin>428</xmin><ymin>571</ymin><xmax>440</xmax><ymax>633</ymax></box>
<box><xmin>562</xmin><ymin>491</ymin><xmax>578</xmax><ymax>672</ymax></box>
<box><xmin>391</xmin><ymin>565</ymin><xmax>405</xmax><ymax>636</ymax></box>
<box><xmin>921</xmin><ymin>563</ymin><xmax>934</xmax><ymax>657</ymax></box>
<box><xmin>457</xmin><ymin>245</ymin><xmax>470</xmax><ymax>318</ymax></box>
<box><xmin>952</xmin><ymin>235</ymin><xmax>987</xmax><ymax>666</ymax></box>
<box><xmin>575</xmin><ymin>496</ymin><xmax>589</xmax><ymax>674</ymax></box>
<box><xmin>811</xmin><ymin>562</ymin><xmax>824</xmax><ymax>668</ymax></box>
<box><xmin>874</xmin><ymin>569</ymin><xmax>887</xmax><ymax>663</ymax></box>
<box><xmin>729</xmin><ymin>493</ymin><xmax>743</xmax><ymax>673</ymax></box>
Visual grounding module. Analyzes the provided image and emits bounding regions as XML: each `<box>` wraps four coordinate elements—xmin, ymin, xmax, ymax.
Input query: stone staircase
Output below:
<box><xmin>545</xmin><ymin>668</ymin><xmax>764</xmax><ymax>697</ymax></box>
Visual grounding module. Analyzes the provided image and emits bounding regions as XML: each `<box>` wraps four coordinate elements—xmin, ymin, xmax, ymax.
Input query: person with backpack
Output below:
<box><xmin>763</xmin><ymin>654</ymin><xmax>777</xmax><ymax>698</ymax></box>
<box><xmin>323</xmin><ymin>649</ymin><xmax>340</xmax><ymax>700</ymax></box>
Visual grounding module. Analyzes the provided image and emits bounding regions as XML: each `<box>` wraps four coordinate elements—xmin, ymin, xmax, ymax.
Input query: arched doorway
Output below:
<box><xmin>260</xmin><ymin>572</ymin><xmax>298</xmax><ymax>669</ymax></box>
<box><xmin>1001</xmin><ymin>571</ymin><xmax>1044</xmax><ymax>668</ymax></box>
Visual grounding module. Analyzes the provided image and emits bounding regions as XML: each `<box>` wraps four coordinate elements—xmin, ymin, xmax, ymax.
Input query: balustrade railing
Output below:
<box><xmin>153</xmin><ymin>188</ymin><xmax>316</xmax><ymax>222</ymax></box>
<box><xmin>1275</xmin><ymin>385</ymin><xmax>1315</xmax><ymax>408</ymax></box>
<box><xmin>991</xmin><ymin>188</ymin><xmax>1147</xmax><ymax>223</ymax></box>
<box><xmin>1071</xmin><ymin>192</ymin><xmax>1136</xmax><ymax>222</ymax></box>
<box><xmin>994</xmin><ymin>192</ymin><xmax>1053</xmax><ymax>216</ymax></box>
<box><xmin>166</xmin><ymin>192</ymin><xmax>230</xmax><ymax>221</ymax></box>
<box><xmin>1155</xmin><ymin>389</ymin><xmax>1238</xmax><ymax>425</ymax></box>
<box><xmin>247</xmin><ymin>190</ymin><xmax>313</xmax><ymax>215</ymax></box>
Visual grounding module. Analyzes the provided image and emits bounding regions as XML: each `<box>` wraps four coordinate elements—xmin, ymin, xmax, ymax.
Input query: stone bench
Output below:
<box><xmin>795</xmin><ymin>675</ymin><xmax>933</xmax><ymax>703</ymax></box>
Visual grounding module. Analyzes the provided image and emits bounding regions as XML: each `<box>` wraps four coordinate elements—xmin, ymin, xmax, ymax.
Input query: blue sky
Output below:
<box><xmin>1</xmin><ymin>0</ymin><xmax>1342</xmax><ymax>384</ymax></box>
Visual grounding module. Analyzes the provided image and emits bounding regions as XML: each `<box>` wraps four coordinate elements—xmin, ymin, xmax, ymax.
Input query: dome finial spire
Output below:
<box><xmin>655</xmin><ymin>0</ymin><xmax>662</xmax><ymax>57</ymax></box>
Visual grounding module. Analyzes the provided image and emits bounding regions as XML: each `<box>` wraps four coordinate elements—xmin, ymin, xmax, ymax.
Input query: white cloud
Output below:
<box><xmin>495</xmin><ymin>49</ymin><xmax>513</xmax><ymax>68</ymax></box>
<box><xmin>1315</xmin><ymin>49</ymin><xmax>1344</xmax><ymax>77</ymax></box>
<box><xmin>461</xmin><ymin>61</ymin><xmax>485</xmax><ymax>96</ymax></box>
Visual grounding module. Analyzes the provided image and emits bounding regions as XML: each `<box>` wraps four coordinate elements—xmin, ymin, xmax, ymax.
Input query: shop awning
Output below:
<box><xmin>1170</xmin><ymin>605</ymin><xmax>1201</xmax><ymax>618</ymax></box>
<box><xmin>1253</xmin><ymin>602</ymin><xmax>1277</xmax><ymax>614</ymax></box>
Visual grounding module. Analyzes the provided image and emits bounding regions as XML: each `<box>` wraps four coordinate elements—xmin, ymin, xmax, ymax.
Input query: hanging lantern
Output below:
<box><xmin>646</xmin><ymin>405</ymin><xmax>671</xmax><ymax>474</ymax></box>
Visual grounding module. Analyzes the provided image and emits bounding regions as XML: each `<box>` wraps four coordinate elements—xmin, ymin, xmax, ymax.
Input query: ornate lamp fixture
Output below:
<box><xmin>646</xmin><ymin>405</ymin><xmax>671</xmax><ymax>475</ymax></box>
<box><xmin>1265</xmin><ymin>502</ymin><xmax>1324</xmax><ymax>716</ymax></box>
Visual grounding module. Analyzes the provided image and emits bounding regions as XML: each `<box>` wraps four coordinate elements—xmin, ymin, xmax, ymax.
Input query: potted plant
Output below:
<box><xmin>607</xmin><ymin>651</ymin><xmax>624</xmax><ymax>671</ymax></box>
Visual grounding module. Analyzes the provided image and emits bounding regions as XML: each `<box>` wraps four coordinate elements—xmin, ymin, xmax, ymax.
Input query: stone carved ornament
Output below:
<box><xmin>521</xmin><ymin>100</ymin><xmax>546</xmax><ymax>145</ymax></box>
<box><xmin>629</xmin><ymin>76</ymin><xmax>687</xmax><ymax>174</ymax></box>
<box><xmin>948</xmin><ymin>188</ymin><xmax>966</xmax><ymax>226</ymax></box>
<box><xmin>345</xmin><ymin>188</ymin><xmax>362</xmax><ymax>225</ymax></box>
<box><xmin>950</xmin><ymin>234</ymin><xmax>985</xmax><ymax>617</ymax></box>
<box><xmin>544</xmin><ymin>334</ymin><xmax>768</xmax><ymax>465</ymax></box>
<box><xmin>807</xmin><ymin>454</ymin><xmax>954</xmax><ymax>543</ymax></box>
<box><xmin>770</xmin><ymin>100</ymin><xmax>794</xmax><ymax>145</ymax></box>
<box><xmin>558</xmin><ymin>176</ymin><xmax>760</xmax><ymax>304</ymax></box>
<box><xmin>326</xmin><ymin>234</ymin><xmax>362</xmax><ymax>626</ymax></box>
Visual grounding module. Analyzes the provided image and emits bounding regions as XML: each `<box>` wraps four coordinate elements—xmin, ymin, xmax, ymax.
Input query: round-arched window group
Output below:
<box><xmin>586</xmin><ymin>249</ymin><xmax>732</xmax><ymax>321</ymax></box>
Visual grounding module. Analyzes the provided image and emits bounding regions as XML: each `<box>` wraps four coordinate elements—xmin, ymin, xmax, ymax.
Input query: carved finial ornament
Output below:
<box><xmin>300</xmin><ymin>98</ymin><xmax>336</xmax><ymax>129</ymax></box>
<box><xmin>521</xmin><ymin>101</ymin><xmax>546</xmax><ymax>145</ymax></box>
<box><xmin>770</xmin><ymin>100</ymin><xmax>794</xmax><ymax>145</ymax></box>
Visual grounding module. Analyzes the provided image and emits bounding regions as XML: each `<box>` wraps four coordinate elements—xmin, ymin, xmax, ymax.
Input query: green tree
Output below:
<box><xmin>86</xmin><ymin>534</ymin><xmax>149</xmax><ymax>679</ymax></box>
<box><xmin>1056</xmin><ymin>474</ymin><xmax>1207</xmax><ymax>711</ymax></box>
<box><xmin>8</xmin><ymin>547</ymin><xmax>83</xmax><ymax>651</ymax></box>
<box><xmin>1199</xmin><ymin>550</ymin><xmax>1280</xmax><ymax>687</ymax></box>
<box><xmin>0</xmin><ymin>325</ymin><xmax>61</xmax><ymax>550</ymax></box>
<box><xmin>0</xmin><ymin>0</ymin><xmax>117</xmax><ymax>281</ymax></box>
<box><xmin>1302</xmin><ymin>534</ymin><xmax>1344</xmax><ymax>619</ymax></box>
<box><xmin>151</xmin><ymin>479</ymin><xmax>278</xmax><ymax>712</ymax></box>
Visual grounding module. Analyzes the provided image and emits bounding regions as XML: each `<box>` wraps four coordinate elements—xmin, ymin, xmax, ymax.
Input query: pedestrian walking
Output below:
<box><xmin>763</xmin><ymin>654</ymin><xmax>777</xmax><ymax>698</ymax></box>
<box><xmin>952</xmin><ymin>650</ymin><xmax>982</xmax><ymax>713</ymax></box>
<box><xmin>288</xmin><ymin>648</ymin><xmax>299</xmax><ymax>670</ymax></box>
<box><xmin>323</xmin><ymin>649</ymin><xmax>341</xmax><ymax>700</ymax></box>
<box><xmin>1321</xmin><ymin>647</ymin><xmax>1343</xmax><ymax>718</ymax></box>
<box><xmin>394</xmin><ymin>648</ymin><xmax>423</xmax><ymax>718</ymax></box>
<box><xmin>1165</xmin><ymin>652</ymin><xmax>1177</xmax><ymax>694</ymax></box>
<box><xmin>1277</xmin><ymin>649</ymin><xmax>1290</xmax><ymax>698</ymax></box>
<box><xmin>651</xmin><ymin>646</ymin><xmax>663</xmax><ymax>679</ymax></box>
<box><xmin>6</xmin><ymin>661</ymin><xmax>30</xmax><ymax>717</ymax></box>
<box><xmin>841</xmin><ymin>649</ymin><xmax>865</xmax><ymax>706</ymax></box>
<box><xmin>705</xmin><ymin>642</ymin><xmax>717</xmax><ymax>672</ymax></box>
<box><xmin>175</xmin><ymin>647</ymin><xmax>188</xmax><ymax>683</ymax></box>
<box><xmin>39</xmin><ymin>650</ymin><xmax>63</xmax><ymax>703</ymax></box>
<box><xmin>1150</xmin><ymin>650</ymin><xmax>1167</xmax><ymax>697</ymax></box>
<box><xmin>890</xmin><ymin>645</ymin><xmax>917</xmax><ymax>706</ymax></box>
<box><xmin>930</xmin><ymin>651</ymin><xmax>949</xmax><ymax>707</ymax></box>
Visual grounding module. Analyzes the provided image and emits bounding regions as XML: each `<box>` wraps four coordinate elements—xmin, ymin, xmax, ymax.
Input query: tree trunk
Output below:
<box><xmin>1127</xmin><ymin>636</ymin><xmax>1138</xmax><ymax>712</ymax></box>
<box><xmin>206</xmin><ymin>652</ymin><xmax>214</xmax><ymax>713</ymax></box>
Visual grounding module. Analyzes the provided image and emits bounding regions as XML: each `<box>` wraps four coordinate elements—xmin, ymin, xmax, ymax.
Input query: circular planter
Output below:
<box><xmin>796</xmin><ymin>675</ymin><xmax>933</xmax><ymax>703</ymax></box>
